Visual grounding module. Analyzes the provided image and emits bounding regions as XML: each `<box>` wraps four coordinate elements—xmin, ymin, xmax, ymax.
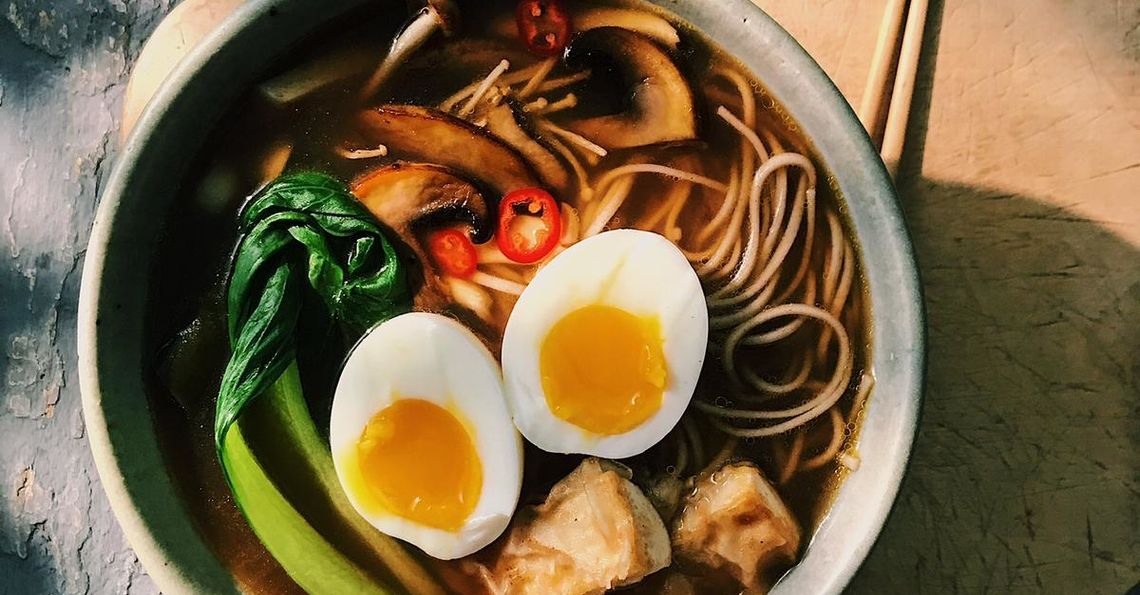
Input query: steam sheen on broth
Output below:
<box><xmin>145</xmin><ymin>1</ymin><xmax>872</xmax><ymax>593</ymax></box>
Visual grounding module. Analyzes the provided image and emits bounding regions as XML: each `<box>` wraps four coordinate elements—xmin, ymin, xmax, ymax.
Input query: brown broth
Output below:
<box><xmin>142</xmin><ymin>1</ymin><xmax>873</xmax><ymax>592</ymax></box>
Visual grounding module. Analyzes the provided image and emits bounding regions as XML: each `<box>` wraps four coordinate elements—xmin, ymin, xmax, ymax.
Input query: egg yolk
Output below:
<box><xmin>352</xmin><ymin>399</ymin><xmax>482</xmax><ymax>532</ymax></box>
<box><xmin>540</xmin><ymin>304</ymin><xmax>667</xmax><ymax>435</ymax></box>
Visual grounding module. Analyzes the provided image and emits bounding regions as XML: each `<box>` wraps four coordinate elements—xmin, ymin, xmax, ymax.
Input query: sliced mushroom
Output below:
<box><xmin>352</xmin><ymin>162</ymin><xmax>492</xmax><ymax>311</ymax></box>
<box><xmin>353</xmin><ymin>161</ymin><xmax>492</xmax><ymax>241</ymax></box>
<box><xmin>573</xmin><ymin>7</ymin><xmax>681</xmax><ymax>50</ymax></box>
<box><xmin>478</xmin><ymin>98</ymin><xmax>572</xmax><ymax>195</ymax></box>
<box><xmin>562</xmin><ymin>27</ymin><xmax>697</xmax><ymax>150</ymax></box>
<box><xmin>356</xmin><ymin>105</ymin><xmax>544</xmax><ymax>197</ymax></box>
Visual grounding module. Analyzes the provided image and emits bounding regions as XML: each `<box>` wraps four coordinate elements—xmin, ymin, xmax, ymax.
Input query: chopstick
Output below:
<box><xmin>859</xmin><ymin>0</ymin><xmax>930</xmax><ymax>178</ymax></box>
<box><xmin>857</xmin><ymin>0</ymin><xmax>908</xmax><ymax>135</ymax></box>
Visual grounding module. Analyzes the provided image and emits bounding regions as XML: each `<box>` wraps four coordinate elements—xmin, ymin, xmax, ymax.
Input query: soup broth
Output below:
<box><xmin>144</xmin><ymin>1</ymin><xmax>872</xmax><ymax>593</ymax></box>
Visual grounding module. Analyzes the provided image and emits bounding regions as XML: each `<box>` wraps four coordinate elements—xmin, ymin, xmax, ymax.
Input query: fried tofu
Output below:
<box><xmin>671</xmin><ymin>462</ymin><xmax>801</xmax><ymax>593</ymax></box>
<box><xmin>464</xmin><ymin>458</ymin><xmax>671</xmax><ymax>595</ymax></box>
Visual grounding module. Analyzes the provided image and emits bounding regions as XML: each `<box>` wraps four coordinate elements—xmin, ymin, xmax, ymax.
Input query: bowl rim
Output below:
<box><xmin>78</xmin><ymin>1</ymin><xmax>925</xmax><ymax>593</ymax></box>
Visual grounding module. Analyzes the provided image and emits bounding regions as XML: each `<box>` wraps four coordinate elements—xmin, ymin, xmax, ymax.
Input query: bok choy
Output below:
<box><xmin>215</xmin><ymin>172</ymin><xmax>443</xmax><ymax>595</ymax></box>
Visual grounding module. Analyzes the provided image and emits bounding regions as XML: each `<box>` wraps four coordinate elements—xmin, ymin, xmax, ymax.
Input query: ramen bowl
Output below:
<box><xmin>78</xmin><ymin>1</ymin><xmax>924</xmax><ymax>592</ymax></box>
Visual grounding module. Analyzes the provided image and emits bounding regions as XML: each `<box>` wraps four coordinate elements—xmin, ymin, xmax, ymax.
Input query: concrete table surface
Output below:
<box><xmin>0</xmin><ymin>0</ymin><xmax>1136</xmax><ymax>593</ymax></box>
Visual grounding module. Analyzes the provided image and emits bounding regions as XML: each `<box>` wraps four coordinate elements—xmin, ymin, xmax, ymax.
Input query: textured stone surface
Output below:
<box><xmin>1</xmin><ymin>0</ymin><xmax>1137</xmax><ymax>594</ymax></box>
<box><xmin>1</xmin><ymin>1</ymin><xmax>166</xmax><ymax>593</ymax></box>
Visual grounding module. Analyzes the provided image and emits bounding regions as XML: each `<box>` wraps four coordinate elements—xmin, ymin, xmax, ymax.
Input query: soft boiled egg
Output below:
<box><xmin>502</xmin><ymin>229</ymin><xmax>708</xmax><ymax>458</ymax></box>
<box><xmin>330</xmin><ymin>313</ymin><xmax>523</xmax><ymax>560</ymax></box>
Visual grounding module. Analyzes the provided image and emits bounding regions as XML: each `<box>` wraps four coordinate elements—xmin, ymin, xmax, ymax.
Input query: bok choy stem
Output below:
<box><xmin>215</xmin><ymin>172</ymin><xmax>442</xmax><ymax>594</ymax></box>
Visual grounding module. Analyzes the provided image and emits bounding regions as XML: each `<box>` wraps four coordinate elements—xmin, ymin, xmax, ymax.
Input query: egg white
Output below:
<box><xmin>330</xmin><ymin>312</ymin><xmax>523</xmax><ymax>560</ymax></box>
<box><xmin>501</xmin><ymin>229</ymin><xmax>709</xmax><ymax>458</ymax></box>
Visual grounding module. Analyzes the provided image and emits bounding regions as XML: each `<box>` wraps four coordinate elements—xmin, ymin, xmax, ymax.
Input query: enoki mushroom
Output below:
<box><xmin>336</xmin><ymin>145</ymin><xmax>388</xmax><ymax>159</ymax></box>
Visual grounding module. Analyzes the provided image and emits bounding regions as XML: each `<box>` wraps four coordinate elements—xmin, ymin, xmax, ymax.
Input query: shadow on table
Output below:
<box><xmin>849</xmin><ymin>175</ymin><xmax>1140</xmax><ymax>593</ymax></box>
<box><xmin>856</xmin><ymin>0</ymin><xmax>1139</xmax><ymax>588</ymax></box>
<box><xmin>848</xmin><ymin>1</ymin><xmax>1139</xmax><ymax>580</ymax></box>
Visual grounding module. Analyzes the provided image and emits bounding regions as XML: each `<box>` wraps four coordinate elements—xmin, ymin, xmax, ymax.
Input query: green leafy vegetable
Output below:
<box><xmin>214</xmin><ymin>172</ymin><xmax>443</xmax><ymax>594</ymax></box>
<box><xmin>221</xmin><ymin>368</ymin><xmax>386</xmax><ymax>594</ymax></box>
<box><xmin>216</xmin><ymin>172</ymin><xmax>409</xmax><ymax>448</ymax></box>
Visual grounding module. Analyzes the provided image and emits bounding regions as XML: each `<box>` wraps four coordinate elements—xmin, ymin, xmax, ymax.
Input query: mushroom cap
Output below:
<box><xmin>352</xmin><ymin>161</ymin><xmax>492</xmax><ymax>241</ymax></box>
<box><xmin>352</xmin><ymin>162</ymin><xmax>492</xmax><ymax>313</ymax></box>
<box><xmin>357</xmin><ymin>105</ymin><xmax>545</xmax><ymax>199</ymax></box>
<box><xmin>562</xmin><ymin>27</ymin><xmax>698</xmax><ymax>150</ymax></box>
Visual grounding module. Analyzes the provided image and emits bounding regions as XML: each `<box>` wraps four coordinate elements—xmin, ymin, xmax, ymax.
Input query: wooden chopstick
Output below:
<box><xmin>858</xmin><ymin>0</ymin><xmax>908</xmax><ymax>136</ymax></box>
<box><xmin>879</xmin><ymin>0</ymin><xmax>929</xmax><ymax>177</ymax></box>
<box><xmin>858</xmin><ymin>0</ymin><xmax>930</xmax><ymax>178</ymax></box>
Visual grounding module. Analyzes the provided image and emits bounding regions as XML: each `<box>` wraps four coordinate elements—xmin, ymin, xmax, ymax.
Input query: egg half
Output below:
<box><xmin>330</xmin><ymin>313</ymin><xmax>523</xmax><ymax>560</ymax></box>
<box><xmin>502</xmin><ymin>229</ymin><xmax>708</xmax><ymax>458</ymax></box>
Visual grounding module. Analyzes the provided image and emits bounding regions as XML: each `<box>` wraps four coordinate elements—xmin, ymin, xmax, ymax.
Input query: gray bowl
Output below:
<box><xmin>78</xmin><ymin>0</ymin><xmax>925</xmax><ymax>592</ymax></box>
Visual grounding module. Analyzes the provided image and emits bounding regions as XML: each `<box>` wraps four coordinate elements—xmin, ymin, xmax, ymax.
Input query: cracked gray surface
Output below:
<box><xmin>1</xmin><ymin>1</ymin><xmax>168</xmax><ymax>593</ymax></box>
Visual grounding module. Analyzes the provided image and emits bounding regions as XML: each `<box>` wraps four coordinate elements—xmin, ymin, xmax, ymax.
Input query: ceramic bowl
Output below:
<box><xmin>78</xmin><ymin>1</ymin><xmax>925</xmax><ymax>592</ymax></box>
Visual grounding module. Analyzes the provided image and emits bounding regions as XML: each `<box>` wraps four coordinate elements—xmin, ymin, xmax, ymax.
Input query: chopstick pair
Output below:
<box><xmin>858</xmin><ymin>0</ymin><xmax>930</xmax><ymax>178</ymax></box>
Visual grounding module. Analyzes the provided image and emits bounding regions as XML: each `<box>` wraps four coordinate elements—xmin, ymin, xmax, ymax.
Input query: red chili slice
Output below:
<box><xmin>427</xmin><ymin>229</ymin><xmax>478</xmax><ymax>278</ymax></box>
<box><xmin>497</xmin><ymin>188</ymin><xmax>562</xmax><ymax>264</ymax></box>
<box><xmin>515</xmin><ymin>0</ymin><xmax>572</xmax><ymax>57</ymax></box>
